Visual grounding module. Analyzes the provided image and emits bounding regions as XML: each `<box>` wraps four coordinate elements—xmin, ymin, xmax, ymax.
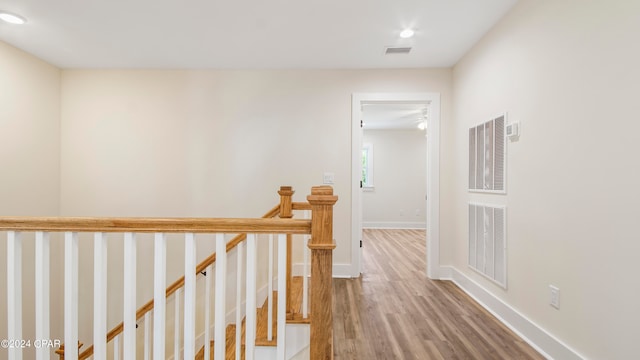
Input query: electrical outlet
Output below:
<box><xmin>549</xmin><ymin>285</ymin><xmax>560</xmax><ymax>309</ymax></box>
<box><xmin>323</xmin><ymin>172</ymin><xmax>335</xmax><ymax>184</ymax></box>
<box><xmin>399</xmin><ymin>209</ymin><xmax>404</xmax><ymax>217</ymax></box>
<box><xmin>415</xmin><ymin>209</ymin><xmax>420</xmax><ymax>216</ymax></box>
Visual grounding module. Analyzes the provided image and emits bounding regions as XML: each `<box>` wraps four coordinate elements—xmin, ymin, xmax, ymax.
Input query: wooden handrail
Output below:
<box><xmin>0</xmin><ymin>215</ymin><xmax>310</xmax><ymax>234</ymax></box>
<box><xmin>74</xmin><ymin>204</ymin><xmax>283</xmax><ymax>360</ymax></box>
<box><xmin>292</xmin><ymin>202</ymin><xmax>313</xmax><ymax>211</ymax></box>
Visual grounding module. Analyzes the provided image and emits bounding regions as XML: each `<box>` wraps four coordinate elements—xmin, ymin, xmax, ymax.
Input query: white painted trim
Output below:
<box><xmin>362</xmin><ymin>221</ymin><xmax>426</xmax><ymax>229</ymax></box>
<box><xmin>123</xmin><ymin>232</ymin><xmax>136</xmax><ymax>360</ymax></box>
<box><xmin>292</xmin><ymin>263</ymin><xmax>354</xmax><ymax>278</ymax></box>
<box><xmin>174</xmin><ymin>288</ymin><xmax>181</xmax><ymax>360</ymax></box>
<box><xmin>214</xmin><ymin>233</ymin><xmax>226</xmax><ymax>360</ymax></box>
<box><xmin>246</xmin><ymin>234</ymin><xmax>257</xmax><ymax>360</ymax></box>
<box><xmin>64</xmin><ymin>232</ymin><xmax>79</xmax><ymax>360</ymax></box>
<box><xmin>235</xmin><ymin>242</ymin><xmax>244</xmax><ymax>359</ymax></box>
<box><xmin>143</xmin><ymin>312</ymin><xmax>151</xmax><ymax>360</ymax></box>
<box><xmin>352</xmin><ymin>92</ymin><xmax>441</xmax><ymax>279</ymax></box>
<box><xmin>332</xmin><ymin>263</ymin><xmax>355</xmax><ymax>278</ymax></box>
<box><xmin>153</xmin><ymin>233</ymin><xmax>167</xmax><ymax>360</ymax></box>
<box><xmin>277</xmin><ymin>234</ymin><xmax>287</xmax><ymax>360</ymax></box>
<box><xmin>204</xmin><ymin>263</ymin><xmax>213</xmax><ymax>360</ymax></box>
<box><xmin>8</xmin><ymin>231</ymin><xmax>23</xmax><ymax>360</ymax></box>
<box><xmin>93</xmin><ymin>232</ymin><xmax>107</xmax><ymax>360</ymax></box>
<box><xmin>440</xmin><ymin>266</ymin><xmax>585</xmax><ymax>360</ymax></box>
<box><xmin>35</xmin><ymin>231</ymin><xmax>50</xmax><ymax>360</ymax></box>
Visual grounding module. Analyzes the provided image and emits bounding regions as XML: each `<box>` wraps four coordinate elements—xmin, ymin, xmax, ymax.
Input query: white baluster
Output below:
<box><xmin>268</xmin><ymin>233</ymin><xmax>274</xmax><ymax>341</ymax></box>
<box><xmin>277</xmin><ymin>234</ymin><xmax>287</xmax><ymax>360</ymax></box>
<box><xmin>245</xmin><ymin>234</ymin><xmax>257</xmax><ymax>360</ymax></box>
<box><xmin>184</xmin><ymin>233</ymin><xmax>196</xmax><ymax>359</ymax></box>
<box><xmin>174</xmin><ymin>288</ymin><xmax>181</xmax><ymax>360</ymax></box>
<box><xmin>303</xmin><ymin>211</ymin><xmax>310</xmax><ymax>319</ymax></box>
<box><xmin>214</xmin><ymin>233</ymin><xmax>227</xmax><ymax>360</ymax></box>
<box><xmin>235</xmin><ymin>241</ymin><xmax>244</xmax><ymax>360</ymax></box>
<box><xmin>93</xmin><ymin>232</ymin><xmax>107</xmax><ymax>360</ymax></box>
<box><xmin>204</xmin><ymin>264</ymin><xmax>213</xmax><ymax>360</ymax></box>
<box><xmin>144</xmin><ymin>311</ymin><xmax>151</xmax><ymax>360</ymax></box>
<box><xmin>154</xmin><ymin>233</ymin><xmax>167</xmax><ymax>360</ymax></box>
<box><xmin>64</xmin><ymin>231</ymin><xmax>79</xmax><ymax>360</ymax></box>
<box><xmin>113</xmin><ymin>335</ymin><xmax>120</xmax><ymax>360</ymax></box>
<box><xmin>123</xmin><ymin>232</ymin><xmax>136</xmax><ymax>360</ymax></box>
<box><xmin>8</xmin><ymin>231</ymin><xmax>23</xmax><ymax>360</ymax></box>
<box><xmin>35</xmin><ymin>231</ymin><xmax>50</xmax><ymax>360</ymax></box>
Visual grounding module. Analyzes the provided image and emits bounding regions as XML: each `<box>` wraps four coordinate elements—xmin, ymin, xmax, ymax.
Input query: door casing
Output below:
<box><xmin>351</xmin><ymin>92</ymin><xmax>441</xmax><ymax>279</ymax></box>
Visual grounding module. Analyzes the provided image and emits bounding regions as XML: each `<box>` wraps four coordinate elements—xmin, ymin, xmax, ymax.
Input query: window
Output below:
<box><xmin>469</xmin><ymin>114</ymin><xmax>506</xmax><ymax>193</ymax></box>
<box><xmin>362</xmin><ymin>143</ymin><xmax>374</xmax><ymax>189</ymax></box>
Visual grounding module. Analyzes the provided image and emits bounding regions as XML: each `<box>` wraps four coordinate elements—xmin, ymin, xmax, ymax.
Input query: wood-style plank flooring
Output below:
<box><xmin>333</xmin><ymin>229</ymin><xmax>544</xmax><ymax>360</ymax></box>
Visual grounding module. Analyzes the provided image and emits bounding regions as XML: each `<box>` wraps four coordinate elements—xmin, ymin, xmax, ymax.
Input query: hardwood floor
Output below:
<box><xmin>333</xmin><ymin>229</ymin><xmax>544</xmax><ymax>360</ymax></box>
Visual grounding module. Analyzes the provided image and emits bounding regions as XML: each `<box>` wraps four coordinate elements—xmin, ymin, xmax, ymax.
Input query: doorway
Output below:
<box><xmin>351</xmin><ymin>93</ymin><xmax>440</xmax><ymax>279</ymax></box>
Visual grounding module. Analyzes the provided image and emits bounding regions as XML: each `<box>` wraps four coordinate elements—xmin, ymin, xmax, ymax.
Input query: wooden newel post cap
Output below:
<box><xmin>278</xmin><ymin>185</ymin><xmax>294</xmax><ymax>196</ymax></box>
<box><xmin>278</xmin><ymin>186</ymin><xmax>295</xmax><ymax>219</ymax></box>
<box><xmin>307</xmin><ymin>186</ymin><xmax>338</xmax><ymax>205</ymax></box>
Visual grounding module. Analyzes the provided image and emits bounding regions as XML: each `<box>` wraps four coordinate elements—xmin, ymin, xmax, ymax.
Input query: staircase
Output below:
<box><xmin>0</xmin><ymin>185</ymin><xmax>337</xmax><ymax>360</ymax></box>
<box><xmin>196</xmin><ymin>276</ymin><xmax>309</xmax><ymax>360</ymax></box>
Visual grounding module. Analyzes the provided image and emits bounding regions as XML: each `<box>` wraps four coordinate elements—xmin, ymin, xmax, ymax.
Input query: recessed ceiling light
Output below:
<box><xmin>0</xmin><ymin>11</ymin><xmax>27</xmax><ymax>25</ymax></box>
<box><xmin>399</xmin><ymin>29</ymin><xmax>414</xmax><ymax>39</ymax></box>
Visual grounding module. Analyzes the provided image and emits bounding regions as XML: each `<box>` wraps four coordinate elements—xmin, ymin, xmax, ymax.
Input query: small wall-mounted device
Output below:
<box><xmin>506</xmin><ymin>122</ymin><xmax>520</xmax><ymax>139</ymax></box>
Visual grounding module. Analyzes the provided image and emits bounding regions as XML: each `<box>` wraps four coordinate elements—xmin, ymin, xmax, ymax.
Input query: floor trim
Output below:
<box><xmin>362</xmin><ymin>221</ymin><xmax>426</xmax><ymax>229</ymax></box>
<box><xmin>440</xmin><ymin>266</ymin><xmax>585</xmax><ymax>360</ymax></box>
<box><xmin>292</xmin><ymin>263</ymin><xmax>354</xmax><ymax>278</ymax></box>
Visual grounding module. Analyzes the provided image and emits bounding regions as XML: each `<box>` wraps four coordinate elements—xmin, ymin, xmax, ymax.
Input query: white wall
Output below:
<box><xmin>59</xmin><ymin>68</ymin><xmax>451</xmax><ymax>264</ymax></box>
<box><xmin>362</xmin><ymin>129</ymin><xmax>426</xmax><ymax>228</ymax></box>
<box><xmin>0</xmin><ymin>41</ymin><xmax>62</xmax><ymax>358</ymax></box>
<box><xmin>447</xmin><ymin>0</ymin><xmax>640</xmax><ymax>358</ymax></box>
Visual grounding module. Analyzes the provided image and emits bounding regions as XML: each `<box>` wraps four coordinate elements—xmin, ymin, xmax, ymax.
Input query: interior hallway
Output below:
<box><xmin>333</xmin><ymin>229</ymin><xmax>544</xmax><ymax>359</ymax></box>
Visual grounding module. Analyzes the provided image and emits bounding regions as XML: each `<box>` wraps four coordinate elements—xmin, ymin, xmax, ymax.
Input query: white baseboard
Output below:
<box><xmin>292</xmin><ymin>263</ymin><xmax>356</xmax><ymax>278</ymax></box>
<box><xmin>363</xmin><ymin>221</ymin><xmax>426</xmax><ymax>229</ymax></box>
<box><xmin>439</xmin><ymin>266</ymin><xmax>585</xmax><ymax>360</ymax></box>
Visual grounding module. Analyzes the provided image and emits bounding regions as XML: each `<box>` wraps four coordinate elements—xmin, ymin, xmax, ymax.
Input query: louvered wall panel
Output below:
<box><xmin>468</xmin><ymin>204</ymin><xmax>476</xmax><ymax>268</ymax></box>
<box><xmin>469</xmin><ymin>114</ymin><xmax>506</xmax><ymax>193</ymax></box>
<box><xmin>468</xmin><ymin>203</ymin><xmax>507</xmax><ymax>288</ymax></box>
<box><xmin>494</xmin><ymin>115</ymin><xmax>505</xmax><ymax>191</ymax></box>
<box><xmin>475</xmin><ymin>125</ymin><xmax>484</xmax><ymax>189</ymax></box>
<box><xmin>469</xmin><ymin>128</ymin><xmax>476</xmax><ymax>190</ymax></box>
<box><xmin>484</xmin><ymin>120</ymin><xmax>494</xmax><ymax>190</ymax></box>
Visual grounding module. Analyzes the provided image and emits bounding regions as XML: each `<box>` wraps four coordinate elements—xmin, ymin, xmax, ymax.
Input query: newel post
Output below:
<box><xmin>278</xmin><ymin>186</ymin><xmax>295</xmax><ymax>319</ymax></box>
<box><xmin>307</xmin><ymin>186</ymin><xmax>338</xmax><ymax>360</ymax></box>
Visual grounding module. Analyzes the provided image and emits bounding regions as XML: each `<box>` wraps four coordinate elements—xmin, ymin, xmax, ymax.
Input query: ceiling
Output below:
<box><xmin>0</xmin><ymin>0</ymin><xmax>518</xmax><ymax>69</ymax></box>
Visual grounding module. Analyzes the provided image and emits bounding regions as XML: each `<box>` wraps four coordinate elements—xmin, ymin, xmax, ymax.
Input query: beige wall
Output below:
<box><xmin>0</xmin><ymin>41</ymin><xmax>62</xmax><ymax>358</ymax></box>
<box><xmin>0</xmin><ymin>41</ymin><xmax>60</xmax><ymax>215</ymax></box>
<box><xmin>362</xmin><ymin>129</ymin><xmax>427</xmax><ymax>227</ymax></box>
<box><xmin>59</xmin><ymin>68</ymin><xmax>451</xmax><ymax>265</ymax></box>
<box><xmin>448</xmin><ymin>0</ymin><xmax>640</xmax><ymax>358</ymax></box>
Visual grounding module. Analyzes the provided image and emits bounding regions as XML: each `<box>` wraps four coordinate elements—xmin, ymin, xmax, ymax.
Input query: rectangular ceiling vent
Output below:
<box><xmin>384</xmin><ymin>46</ymin><xmax>412</xmax><ymax>55</ymax></box>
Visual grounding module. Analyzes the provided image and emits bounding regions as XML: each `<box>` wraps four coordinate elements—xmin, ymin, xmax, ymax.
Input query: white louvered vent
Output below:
<box><xmin>468</xmin><ymin>203</ymin><xmax>507</xmax><ymax>288</ymax></box>
<box><xmin>384</xmin><ymin>46</ymin><xmax>412</xmax><ymax>55</ymax></box>
<box><xmin>469</xmin><ymin>113</ymin><xmax>506</xmax><ymax>193</ymax></box>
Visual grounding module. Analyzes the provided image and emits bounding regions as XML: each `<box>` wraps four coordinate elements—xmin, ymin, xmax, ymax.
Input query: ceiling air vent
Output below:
<box><xmin>384</xmin><ymin>46</ymin><xmax>412</xmax><ymax>55</ymax></box>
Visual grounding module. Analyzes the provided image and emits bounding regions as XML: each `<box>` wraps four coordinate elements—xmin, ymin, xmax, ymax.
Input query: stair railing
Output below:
<box><xmin>1</xmin><ymin>185</ymin><xmax>337</xmax><ymax>360</ymax></box>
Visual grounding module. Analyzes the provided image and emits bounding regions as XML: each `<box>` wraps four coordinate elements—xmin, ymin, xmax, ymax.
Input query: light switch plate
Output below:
<box><xmin>323</xmin><ymin>172</ymin><xmax>335</xmax><ymax>184</ymax></box>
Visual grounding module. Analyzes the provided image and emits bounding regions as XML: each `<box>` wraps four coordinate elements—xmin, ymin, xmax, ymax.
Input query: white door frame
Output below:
<box><xmin>351</xmin><ymin>92</ymin><xmax>441</xmax><ymax>279</ymax></box>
